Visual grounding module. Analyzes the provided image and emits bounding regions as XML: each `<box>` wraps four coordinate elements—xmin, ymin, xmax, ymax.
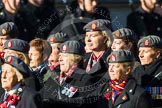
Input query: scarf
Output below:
<box><xmin>59</xmin><ymin>65</ymin><xmax>77</xmax><ymax>84</ymax></box>
<box><xmin>109</xmin><ymin>80</ymin><xmax>127</xmax><ymax>104</ymax></box>
<box><xmin>86</xmin><ymin>52</ymin><xmax>104</xmax><ymax>72</ymax></box>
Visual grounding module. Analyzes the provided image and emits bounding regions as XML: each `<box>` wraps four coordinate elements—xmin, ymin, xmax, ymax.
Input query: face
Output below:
<box><xmin>111</xmin><ymin>39</ymin><xmax>129</xmax><ymax>51</ymax></box>
<box><xmin>59</xmin><ymin>53</ymin><xmax>75</xmax><ymax>74</ymax></box>
<box><xmin>28</xmin><ymin>47</ymin><xmax>43</xmax><ymax>68</ymax></box>
<box><xmin>0</xmin><ymin>36</ymin><xmax>9</xmax><ymax>52</ymax></box>
<box><xmin>4</xmin><ymin>49</ymin><xmax>19</xmax><ymax>58</ymax></box>
<box><xmin>108</xmin><ymin>63</ymin><xmax>129</xmax><ymax>82</ymax></box>
<box><xmin>1</xmin><ymin>64</ymin><xmax>19</xmax><ymax>91</ymax></box>
<box><xmin>48</xmin><ymin>43</ymin><xmax>60</xmax><ymax>65</ymax></box>
<box><xmin>142</xmin><ymin>0</ymin><xmax>156</xmax><ymax>10</ymax></box>
<box><xmin>138</xmin><ymin>47</ymin><xmax>159</xmax><ymax>65</ymax></box>
<box><xmin>85</xmin><ymin>31</ymin><xmax>107</xmax><ymax>51</ymax></box>
<box><xmin>84</xmin><ymin>0</ymin><xmax>97</xmax><ymax>13</ymax></box>
<box><xmin>29</xmin><ymin>0</ymin><xmax>44</xmax><ymax>7</ymax></box>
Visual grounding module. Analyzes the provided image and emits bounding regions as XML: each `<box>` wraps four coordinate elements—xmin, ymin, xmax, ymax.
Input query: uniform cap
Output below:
<box><xmin>83</xmin><ymin>19</ymin><xmax>111</xmax><ymax>32</ymax></box>
<box><xmin>108</xmin><ymin>50</ymin><xmax>135</xmax><ymax>63</ymax></box>
<box><xmin>59</xmin><ymin>41</ymin><xmax>85</xmax><ymax>56</ymax></box>
<box><xmin>4</xmin><ymin>39</ymin><xmax>29</xmax><ymax>54</ymax></box>
<box><xmin>47</xmin><ymin>32</ymin><xmax>69</xmax><ymax>43</ymax></box>
<box><xmin>4</xmin><ymin>56</ymin><xmax>30</xmax><ymax>78</ymax></box>
<box><xmin>0</xmin><ymin>22</ymin><xmax>19</xmax><ymax>38</ymax></box>
<box><xmin>137</xmin><ymin>35</ymin><xmax>162</xmax><ymax>48</ymax></box>
<box><xmin>113</xmin><ymin>28</ymin><xmax>138</xmax><ymax>42</ymax></box>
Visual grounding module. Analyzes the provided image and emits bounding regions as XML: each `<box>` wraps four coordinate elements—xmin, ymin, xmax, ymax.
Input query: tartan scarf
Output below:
<box><xmin>86</xmin><ymin>52</ymin><xmax>104</xmax><ymax>72</ymax></box>
<box><xmin>59</xmin><ymin>65</ymin><xmax>77</xmax><ymax>84</ymax></box>
<box><xmin>109</xmin><ymin>80</ymin><xmax>127</xmax><ymax>104</ymax></box>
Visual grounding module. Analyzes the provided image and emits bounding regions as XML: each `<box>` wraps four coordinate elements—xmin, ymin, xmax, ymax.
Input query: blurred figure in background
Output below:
<box><xmin>16</xmin><ymin>0</ymin><xmax>60</xmax><ymax>42</ymax></box>
<box><xmin>127</xmin><ymin>0</ymin><xmax>162</xmax><ymax>38</ymax></box>
<box><xmin>55</xmin><ymin>0</ymin><xmax>112</xmax><ymax>42</ymax></box>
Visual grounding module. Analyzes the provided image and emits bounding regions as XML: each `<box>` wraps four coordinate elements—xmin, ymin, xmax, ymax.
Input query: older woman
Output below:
<box><xmin>98</xmin><ymin>50</ymin><xmax>152</xmax><ymax>108</ymax></box>
<box><xmin>40</xmin><ymin>40</ymin><xmax>90</xmax><ymax>108</ymax></box>
<box><xmin>28</xmin><ymin>38</ymin><xmax>52</xmax><ymax>90</ymax></box>
<box><xmin>0</xmin><ymin>56</ymin><xmax>41</xmax><ymax>108</ymax></box>
<box><xmin>132</xmin><ymin>35</ymin><xmax>162</xmax><ymax>107</ymax></box>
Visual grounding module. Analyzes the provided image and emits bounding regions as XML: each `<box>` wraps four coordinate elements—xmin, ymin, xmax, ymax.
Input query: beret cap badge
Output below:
<box><xmin>114</xmin><ymin>31</ymin><xmax>121</xmax><ymax>37</ymax></box>
<box><xmin>110</xmin><ymin>54</ymin><xmax>116</xmax><ymax>62</ymax></box>
<box><xmin>7</xmin><ymin>56</ymin><xmax>12</xmax><ymax>64</ymax></box>
<box><xmin>49</xmin><ymin>37</ymin><xmax>55</xmax><ymax>43</ymax></box>
<box><xmin>91</xmin><ymin>23</ymin><xmax>97</xmax><ymax>30</ymax></box>
<box><xmin>62</xmin><ymin>45</ymin><xmax>68</xmax><ymax>53</ymax></box>
<box><xmin>144</xmin><ymin>40</ymin><xmax>150</xmax><ymax>46</ymax></box>
<box><xmin>1</xmin><ymin>29</ymin><xmax>7</xmax><ymax>35</ymax></box>
<box><xmin>8</xmin><ymin>41</ymin><xmax>12</xmax><ymax>48</ymax></box>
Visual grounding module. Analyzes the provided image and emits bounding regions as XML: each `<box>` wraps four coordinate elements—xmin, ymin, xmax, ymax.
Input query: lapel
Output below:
<box><xmin>0</xmin><ymin>92</ymin><xmax>5</xmax><ymax>102</ymax></box>
<box><xmin>113</xmin><ymin>79</ymin><xmax>136</xmax><ymax>107</ymax></box>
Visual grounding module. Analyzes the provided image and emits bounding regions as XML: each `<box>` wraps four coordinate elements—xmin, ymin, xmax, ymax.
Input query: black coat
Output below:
<box><xmin>127</xmin><ymin>7</ymin><xmax>162</xmax><ymax>38</ymax></box>
<box><xmin>82</xmin><ymin>49</ymin><xmax>111</xmax><ymax>85</ymax></box>
<box><xmin>0</xmin><ymin>86</ymin><xmax>42</xmax><ymax>108</ymax></box>
<box><xmin>132</xmin><ymin>58</ymin><xmax>162</xmax><ymax>107</ymax></box>
<box><xmin>40</xmin><ymin>67</ymin><xmax>104</xmax><ymax>108</ymax></box>
<box><xmin>97</xmin><ymin>79</ymin><xmax>153</xmax><ymax>108</ymax></box>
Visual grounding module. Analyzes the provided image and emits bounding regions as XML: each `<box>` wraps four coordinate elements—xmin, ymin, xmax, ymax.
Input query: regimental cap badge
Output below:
<box><xmin>7</xmin><ymin>56</ymin><xmax>12</xmax><ymax>64</ymax></box>
<box><xmin>144</xmin><ymin>40</ymin><xmax>150</xmax><ymax>46</ymax></box>
<box><xmin>114</xmin><ymin>31</ymin><xmax>121</xmax><ymax>38</ymax></box>
<box><xmin>62</xmin><ymin>45</ymin><xmax>68</xmax><ymax>53</ymax></box>
<box><xmin>91</xmin><ymin>23</ymin><xmax>97</xmax><ymax>30</ymax></box>
<box><xmin>8</xmin><ymin>41</ymin><xmax>12</xmax><ymax>48</ymax></box>
<box><xmin>1</xmin><ymin>29</ymin><xmax>7</xmax><ymax>35</ymax></box>
<box><xmin>49</xmin><ymin>37</ymin><xmax>55</xmax><ymax>43</ymax></box>
<box><xmin>110</xmin><ymin>54</ymin><xmax>116</xmax><ymax>62</ymax></box>
<box><xmin>122</xmin><ymin>95</ymin><xmax>127</xmax><ymax>100</ymax></box>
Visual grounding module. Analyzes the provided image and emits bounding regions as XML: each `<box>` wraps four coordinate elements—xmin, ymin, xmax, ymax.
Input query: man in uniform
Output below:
<box><xmin>127</xmin><ymin>0</ymin><xmax>162</xmax><ymax>38</ymax></box>
<box><xmin>16</xmin><ymin>0</ymin><xmax>60</xmax><ymax>42</ymax></box>
<box><xmin>56</xmin><ymin>0</ymin><xmax>112</xmax><ymax>42</ymax></box>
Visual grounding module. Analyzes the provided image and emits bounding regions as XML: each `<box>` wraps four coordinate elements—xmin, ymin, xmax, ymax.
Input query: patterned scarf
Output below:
<box><xmin>86</xmin><ymin>52</ymin><xmax>104</xmax><ymax>72</ymax></box>
<box><xmin>109</xmin><ymin>80</ymin><xmax>127</xmax><ymax>104</ymax></box>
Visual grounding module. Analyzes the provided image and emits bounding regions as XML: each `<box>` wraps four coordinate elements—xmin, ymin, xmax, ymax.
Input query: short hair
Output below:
<box><xmin>29</xmin><ymin>38</ymin><xmax>52</xmax><ymax>62</ymax></box>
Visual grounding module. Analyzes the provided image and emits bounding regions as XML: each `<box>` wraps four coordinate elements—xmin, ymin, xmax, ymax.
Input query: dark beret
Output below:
<box><xmin>83</xmin><ymin>19</ymin><xmax>111</xmax><ymax>32</ymax></box>
<box><xmin>4</xmin><ymin>39</ymin><xmax>29</xmax><ymax>54</ymax></box>
<box><xmin>47</xmin><ymin>32</ymin><xmax>69</xmax><ymax>43</ymax></box>
<box><xmin>0</xmin><ymin>22</ymin><xmax>19</xmax><ymax>38</ymax></box>
<box><xmin>137</xmin><ymin>35</ymin><xmax>162</xmax><ymax>48</ymax></box>
<box><xmin>59</xmin><ymin>40</ymin><xmax>85</xmax><ymax>56</ymax></box>
<box><xmin>4</xmin><ymin>56</ymin><xmax>30</xmax><ymax>78</ymax></box>
<box><xmin>108</xmin><ymin>50</ymin><xmax>135</xmax><ymax>63</ymax></box>
<box><xmin>113</xmin><ymin>28</ymin><xmax>138</xmax><ymax>42</ymax></box>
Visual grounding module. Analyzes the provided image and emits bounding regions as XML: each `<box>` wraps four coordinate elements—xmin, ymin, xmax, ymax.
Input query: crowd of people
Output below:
<box><xmin>0</xmin><ymin>0</ymin><xmax>161</xmax><ymax>108</ymax></box>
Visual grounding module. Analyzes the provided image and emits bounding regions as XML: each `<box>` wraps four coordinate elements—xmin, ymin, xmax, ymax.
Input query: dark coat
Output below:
<box><xmin>82</xmin><ymin>49</ymin><xmax>111</xmax><ymax>85</ymax></box>
<box><xmin>40</xmin><ymin>67</ymin><xmax>104</xmax><ymax>108</ymax></box>
<box><xmin>127</xmin><ymin>7</ymin><xmax>162</xmax><ymax>38</ymax></box>
<box><xmin>97</xmin><ymin>79</ymin><xmax>153</xmax><ymax>108</ymax></box>
<box><xmin>132</xmin><ymin>58</ymin><xmax>162</xmax><ymax>107</ymax></box>
<box><xmin>0</xmin><ymin>86</ymin><xmax>42</xmax><ymax>108</ymax></box>
<box><xmin>54</xmin><ymin>4</ymin><xmax>112</xmax><ymax>41</ymax></box>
